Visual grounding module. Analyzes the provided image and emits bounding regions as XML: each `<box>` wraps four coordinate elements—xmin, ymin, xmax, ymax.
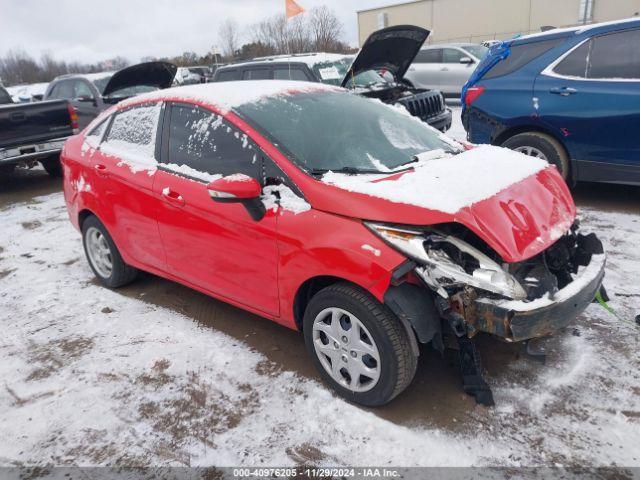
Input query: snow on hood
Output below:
<box><xmin>321</xmin><ymin>145</ymin><xmax>549</xmax><ymax>214</ymax></box>
<box><xmin>119</xmin><ymin>80</ymin><xmax>341</xmax><ymax>113</ymax></box>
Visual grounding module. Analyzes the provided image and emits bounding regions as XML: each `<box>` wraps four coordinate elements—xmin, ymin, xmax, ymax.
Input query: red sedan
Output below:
<box><xmin>61</xmin><ymin>81</ymin><xmax>605</xmax><ymax>406</ymax></box>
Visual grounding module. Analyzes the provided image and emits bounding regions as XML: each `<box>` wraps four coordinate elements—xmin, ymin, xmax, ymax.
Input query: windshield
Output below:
<box><xmin>311</xmin><ymin>57</ymin><xmax>388</xmax><ymax>88</ymax></box>
<box><xmin>92</xmin><ymin>75</ymin><xmax>156</xmax><ymax>98</ymax></box>
<box><xmin>461</xmin><ymin>45</ymin><xmax>489</xmax><ymax>60</ymax></box>
<box><xmin>236</xmin><ymin>91</ymin><xmax>455</xmax><ymax>173</ymax></box>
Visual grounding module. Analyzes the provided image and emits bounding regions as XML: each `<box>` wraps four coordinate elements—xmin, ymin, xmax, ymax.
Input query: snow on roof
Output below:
<box><xmin>5</xmin><ymin>82</ymin><xmax>49</xmax><ymax>101</ymax></box>
<box><xmin>322</xmin><ymin>145</ymin><xmax>549</xmax><ymax>214</ymax></box>
<box><xmin>118</xmin><ymin>80</ymin><xmax>342</xmax><ymax>112</ymax></box>
<box><xmin>229</xmin><ymin>53</ymin><xmax>351</xmax><ymax>69</ymax></box>
<box><xmin>517</xmin><ymin>17</ymin><xmax>640</xmax><ymax>41</ymax></box>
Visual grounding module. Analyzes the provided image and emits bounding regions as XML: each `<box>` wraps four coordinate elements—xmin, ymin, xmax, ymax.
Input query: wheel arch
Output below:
<box><xmin>293</xmin><ymin>275</ymin><xmax>357</xmax><ymax>331</ymax></box>
<box><xmin>493</xmin><ymin>125</ymin><xmax>575</xmax><ymax>184</ymax></box>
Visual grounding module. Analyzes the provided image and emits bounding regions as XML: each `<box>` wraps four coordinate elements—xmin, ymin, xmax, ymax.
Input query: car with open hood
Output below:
<box><xmin>44</xmin><ymin>61</ymin><xmax>177</xmax><ymax>130</ymax></box>
<box><xmin>212</xmin><ymin>25</ymin><xmax>452</xmax><ymax>132</ymax></box>
<box><xmin>61</xmin><ymin>81</ymin><xmax>606</xmax><ymax>407</ymax></box>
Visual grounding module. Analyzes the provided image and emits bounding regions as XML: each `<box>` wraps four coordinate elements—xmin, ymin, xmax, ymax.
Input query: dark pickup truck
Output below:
<box><xmin>0</xmin><ymin>85</ymin><xmax>78</xmax><ymax>180</ymax></box>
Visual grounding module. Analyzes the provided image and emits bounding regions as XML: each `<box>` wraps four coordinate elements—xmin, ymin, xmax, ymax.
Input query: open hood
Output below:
<box><xmin>341</xmin><ymin>25</ymin><xmax>429</xmax><ymax>87</ymax></box>
<box><xmin>102</xmin><ymin>61</ymin><xmax>177</xmax><ymax>97</ymax></box>
<box><xmin>297</xmin><ymin>146</ymin><xmax>577</xmax><ymax>263</ymax></box>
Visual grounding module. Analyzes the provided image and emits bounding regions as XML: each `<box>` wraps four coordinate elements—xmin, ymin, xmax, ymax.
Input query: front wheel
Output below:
<box><xmin>303</xmin><ymin>283</ymin><xmax>418</xmax><ymax>406</ymax></box>
<box><xmin>501</xmin><ymin>132</ymin><xmax>570</xmax><ymax>180</ymax></box>
<box><xmin>82</xmin><ymin>215</ymin><xmax>138</xmax><ymax>288</ymax></box>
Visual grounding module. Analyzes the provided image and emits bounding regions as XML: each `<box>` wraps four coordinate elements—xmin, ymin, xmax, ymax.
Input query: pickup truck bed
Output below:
<box><xmin>0</xmin><ymin>94</ymin><xmax>77</xmax><ymax>179</ymax></box>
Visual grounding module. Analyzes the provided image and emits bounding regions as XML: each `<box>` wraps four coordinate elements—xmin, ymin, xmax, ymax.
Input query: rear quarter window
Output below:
<box><xmin>215</xmin><ymin>70</ymin><xmax>240</xmax><ymax>82</ymax></box>
<box><xmin>484</xmin><ymin>38</ymin><xmax>564</xmax><ymax>79</ymax></box>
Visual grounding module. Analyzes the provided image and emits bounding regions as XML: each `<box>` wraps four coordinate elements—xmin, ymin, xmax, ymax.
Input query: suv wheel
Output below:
<box><xmin>303</xmin><ymin>283</ymin><xmax>418</xmax><ymax>406</ymax></box>
<box><xmin>41</xmin><ymin>155</ymin><xmax>62</xmax><ymax>178</ymax></box>
<box><xmin>82</xmin><ymin>215</ymin><xmax>138</xmax><ymax>288</ymax></box>
<box><xmin>501</xmin><ymin>132</ymin><xmax>570</xmax><ymax>180</ymax></box>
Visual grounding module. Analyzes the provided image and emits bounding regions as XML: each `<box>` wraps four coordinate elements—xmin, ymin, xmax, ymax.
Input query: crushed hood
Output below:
<box><xmin>102</xmin><ymin>61</ymin><xmax>177</xmax><ymax>97</ymax></box>
<box><xmin>341</xmin><ymin>25</ymin><xmax>429</xmax><ymax>87</ymax></box>
<box><xmin>301</xmin><ymin>146</ymin><xmax>576</xmax><ymax>263</ymax></box>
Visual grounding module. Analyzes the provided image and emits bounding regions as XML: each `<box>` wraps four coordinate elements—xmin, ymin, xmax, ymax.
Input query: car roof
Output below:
<box><xmin>513</xmin><ymin>17</ymin><xmax>640</xmax><ymax>44</ymax></box>
<box><xmin>220</xmin><ymin>53</ymin><xmax>351</xmax><ymax>70</ymax></box>
<box><xmin>53</xmin><ymin>72</ymin><xmax>114</xmax><ymax>83</ymax></box>
<box><xmin>117</xmin><ymin>80</ymin><xmax>342</xmax><ymax>112</ymax></box>
<box><xmin>421</xmin><ymin>43</ymin><xmax>479</xmax><ymax>50</ymax></box>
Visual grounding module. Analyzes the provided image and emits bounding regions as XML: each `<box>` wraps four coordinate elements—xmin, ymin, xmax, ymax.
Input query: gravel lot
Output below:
<box><xmin>0</xmin><ymin>105</ymin><xmax>638</xmax><ymax>468</ymax></box>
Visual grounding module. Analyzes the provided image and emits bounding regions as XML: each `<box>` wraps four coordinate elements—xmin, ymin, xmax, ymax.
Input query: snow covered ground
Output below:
<box><xmin>0</xmin><ymin>106</ymin><xmax>638</xmax><ymax>469</ymax></box>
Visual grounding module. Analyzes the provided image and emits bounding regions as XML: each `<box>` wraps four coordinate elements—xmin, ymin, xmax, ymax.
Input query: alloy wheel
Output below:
<box><xmin>85</xmin><ymin>227</ymin><xmax>113</xmax><ymax>278</ymax></box>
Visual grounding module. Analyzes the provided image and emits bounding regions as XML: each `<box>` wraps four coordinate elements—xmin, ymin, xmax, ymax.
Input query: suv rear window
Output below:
<box><xmin>216</xmin><ymin>70</ymin><xmax>240</xmax><ymax>82</ymax></box>
<box><xmin>484</xmin><ymin>38</ymin><xmax>563</xmax><ymax>79</ymax></box>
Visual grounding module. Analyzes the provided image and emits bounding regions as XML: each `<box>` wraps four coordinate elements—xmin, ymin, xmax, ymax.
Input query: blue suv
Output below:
<box><xmin>462</xmin><ymin>18</ymin><xmax>640</xmax><ymax>186</ymax></box>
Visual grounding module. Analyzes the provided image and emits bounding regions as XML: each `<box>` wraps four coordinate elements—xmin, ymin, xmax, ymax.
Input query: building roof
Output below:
<box><xmin>357</xmin><ymin>0</ymin><xmax>427</xmax><ymax>14</ymax></box>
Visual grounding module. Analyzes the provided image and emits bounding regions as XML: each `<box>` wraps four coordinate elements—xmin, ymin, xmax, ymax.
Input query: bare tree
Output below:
<box><xmin>219</xmin><ymin>19</ymin><xmax>240</xmax><ymax>58</ymax></box>
<box><xmin>308</xmin><ymin>6</ymin><xmax>344</xmax><ymax>52</ymax></box>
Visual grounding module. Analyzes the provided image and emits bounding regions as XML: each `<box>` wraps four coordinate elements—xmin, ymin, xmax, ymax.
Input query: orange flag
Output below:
<box><xmin>285</xmin><ymin>0</ymin><xmax>305</xmax><ymax>19</ymax></box>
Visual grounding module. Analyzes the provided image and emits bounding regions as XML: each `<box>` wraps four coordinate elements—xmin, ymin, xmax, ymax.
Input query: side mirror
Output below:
<box><xmin>459</xmin><ymin>56</ymin><xmax>474</xmax><ymax>65</ymax></box>
<box><xmin>207</xmin><ymin>174</ymin><xmax>265</xmax><ymax>221</ymax></box>
<box><xmin>76</xmin><ymin>95</ymin><xmax>96</xmax><ymax>106</ymax></box>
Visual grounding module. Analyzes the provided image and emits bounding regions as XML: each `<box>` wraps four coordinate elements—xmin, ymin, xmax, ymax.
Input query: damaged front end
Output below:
<box><xmin>370</xmin><ymin>221</ymin><xmax>606</xmax><ymax>342</ymax></box>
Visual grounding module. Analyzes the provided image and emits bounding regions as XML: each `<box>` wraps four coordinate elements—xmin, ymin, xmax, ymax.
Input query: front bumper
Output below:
<box><xmin>467</xmin><ymin>254</ymin><xmax>606</xmax><ymax>342</ymax></box>
<box><xmin>423</xmin><ymin>108</ymin><xmax>453</xmax><ymax>132</ymax></box>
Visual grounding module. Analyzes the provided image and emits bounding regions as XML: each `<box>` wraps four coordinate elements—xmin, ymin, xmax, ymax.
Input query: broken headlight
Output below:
<box><xmin>365</xmin><ymin>223</ymin><xmax>527</xmax><ymax>300</ymax></box>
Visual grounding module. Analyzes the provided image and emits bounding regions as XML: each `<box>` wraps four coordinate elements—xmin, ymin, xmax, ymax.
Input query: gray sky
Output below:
<box><xmin>0</xmin><ymin>0</ymin><xmax>401</xmax><ymax>64</ymax></box>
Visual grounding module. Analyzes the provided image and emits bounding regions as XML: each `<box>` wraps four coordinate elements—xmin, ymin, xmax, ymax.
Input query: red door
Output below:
<box><xmin>90</xmin><ymin>103</ymin><xmax>166</xmax><ymax>269</ymax></box>
<box><xmin>153</xmin><ymin>103</ymin><xmax>280</xmax><ymax>316</ymax></box>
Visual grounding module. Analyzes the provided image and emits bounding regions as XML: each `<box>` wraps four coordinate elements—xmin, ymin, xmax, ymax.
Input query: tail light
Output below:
<box><xmin>464</xmin><ymin>86</ymin><xmax>485</xmax><ymax>106</ymax></box>
<box><xmin>67</xmin><ymin>102</ymin><xmax>79</xmax><ymax>133</ymax></box>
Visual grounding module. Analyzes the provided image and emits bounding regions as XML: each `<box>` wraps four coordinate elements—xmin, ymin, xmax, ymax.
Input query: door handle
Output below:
<box><xmin>440</xmin><ymin>67</ymin><xmax>449</xmax><ymax>71</ymax></box>
<box><xmin>94</xmin><ymin>164</ymin><xmax>108</xmax><ymax>177</ymax></box>
<box><xmin>161</xmin><ymin>187</ymin><xmax>185</xmax><ymax>207</ymax></box>
<box><xmin>549</xmin><ymin>87</ymin><xmax>578</xmax><ymax>96</ymax></box>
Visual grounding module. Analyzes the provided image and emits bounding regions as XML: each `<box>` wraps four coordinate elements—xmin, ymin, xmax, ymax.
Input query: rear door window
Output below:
<box><xmin>414</xmin><ymin>49</ymin><xmax>442</xmax><ymax>64</ymax></box>
<box><xmin>553</xmin><ymin>40</ymin><xmax>590</xmax><ymax>78</ymax></box>
<box><xmin>102</xmin><ymin>103</ymin><xmax>162</xmax><ymax>168</ymax></box>
<box><xmin>163</xmin><ymin>103</ymin><xmax>259</xmax><ymax>181</ymax></box>
<box><xmin>588</xmin><ymin>28</ymin><xmax>640</xmax><ymax>79</ymax></box>
<box><xmin>242</xmin><ymin>68</ymin><xmax>272</xmax><ymax>80</ymax></box>
<box><xmin>442</xmin><ymin>48</ymin><xmax>467</xmax><ymax>63</ymax></box>
<box><xmin>274</xmin><ymin>67</ymin><xmax>309</xmax><ymax>81</ymax></box>
<box><xmin>484</xmin><ymin>38</ymin><xmax>563</xmax><ymax>79</ymax></box>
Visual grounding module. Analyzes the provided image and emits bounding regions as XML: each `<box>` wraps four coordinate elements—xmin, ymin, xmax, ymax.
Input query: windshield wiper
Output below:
<box><xmin>309</xmin><ymin>167</ymin><xmax>393</xmax><ymax>176</ymax></box>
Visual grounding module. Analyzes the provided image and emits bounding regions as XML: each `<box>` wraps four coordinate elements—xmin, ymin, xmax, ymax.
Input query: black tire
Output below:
<box><xmin>0</xmin><ymin>164</ymin><xmax>16</xmax><ymax>184</ymax></box>
<box><xmin>501</xmin><ymin>132</ymin><xmax>570</xmax><ymax>180</ymax></box>
<box><xmin>41</xmin><ymin>155</ymin><xmax>62</xmax><ymax>178</ymax></box>
<box><xmin>303</xmin><ymin>282</ymin><xmax>418</xmax><ymax>406</ymax></box>
<box><xmin>81</xmin><ymin>215</ymin><xmax>138</xmax><ymax>288</ymax></box>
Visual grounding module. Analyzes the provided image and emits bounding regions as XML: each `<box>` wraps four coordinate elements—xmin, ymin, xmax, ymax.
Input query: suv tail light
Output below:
<box><xmin>464</xmin><ymin>86</ymin><xmax>485</xmax><ymax>106</ymax></box>
<box><xmin>67</xmin><ymin>102</ymin><xmax>79</xmax><ymax>133</ymax></box>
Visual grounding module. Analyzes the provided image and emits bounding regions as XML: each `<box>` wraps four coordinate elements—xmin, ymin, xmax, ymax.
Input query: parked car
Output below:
<box><xmin>213</xmin><ymin>26</ymin><xmax>452</xmax><ymax>132</ymax></box>
<box><xmin>44</xmin><ymin>62</ymin><xmax>177</xmax><ymax>129</ymax></box>
<box><xmin>462</xmin><ymin>18</ymin><xmax>640</xmax><ymax>185</ymax></box>
<box><xmin>5</xmin><ymin>82</ymin><xmax>49</xmax><ymax>103</ymax></box>
<box><xmin>174</xmin><ymin>66</ymin><xmax>210</xmax><ymax>85</ymax></box>
<box><xmin>62</xmin><ymin>81</ymin><xmax>605</xmax><ymax>406</ymax></box>
<box><xmin>404</xmin><ymin>43</ymin><xmax>488</xmax><ymax>97</ymax></box>
<box><xmin>1</xmin><ymin>85</ymin><xmax>78</xmax><ymax>179</ymax></box>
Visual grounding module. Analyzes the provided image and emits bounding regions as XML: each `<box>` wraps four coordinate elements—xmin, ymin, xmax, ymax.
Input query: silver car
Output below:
<box><xmin>404</xmin><ymin>43</ymin><xmax>488</xmax><ymax>97</ymax></box>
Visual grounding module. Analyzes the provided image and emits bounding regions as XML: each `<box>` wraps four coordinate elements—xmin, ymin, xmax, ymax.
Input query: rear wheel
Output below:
<box><xmin>501</xmin><ymin>132</ymin><xmax>570</xmax><ymax>180</ymax></box>
<box><xmin>303</xmin><ymin>283</ymin><xmax>418</xmax><ymax>406</ymax></box>
<box><xmin>82</xmin><ymin>215</ymin><xmax>138</xmax><ymax>288</ymax></box>
<box><xmin>41</xmin><ymin>155</ymin><xmax>62</xmax><ymax>178</ymax></box>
